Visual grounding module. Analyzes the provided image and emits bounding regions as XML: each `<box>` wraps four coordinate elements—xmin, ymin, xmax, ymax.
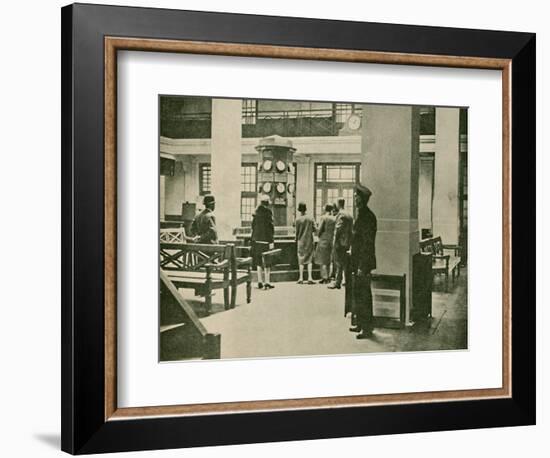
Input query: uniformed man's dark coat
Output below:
<box><xmin>345</xmin><ymin>205</ymin><xmax>377</xmax><ymax>319</ymax></box>
<box><xmin>350</xmin><ymin>206</ymin><xmax>377</xmax><ymax>273</ymax></box>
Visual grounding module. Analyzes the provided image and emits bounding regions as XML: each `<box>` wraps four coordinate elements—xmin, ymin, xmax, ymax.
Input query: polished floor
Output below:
<box><xmin>177</xmin><ymin>272</ymin><xmax>468</xmax><ymax>359</ymax></box>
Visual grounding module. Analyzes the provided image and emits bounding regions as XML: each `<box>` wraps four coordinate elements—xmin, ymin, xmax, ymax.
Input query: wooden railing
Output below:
<box><xmin>160</xmin><ymin>271</ymin><xmax>220</xmax><ymax>361</ymax></box>
<box><xmin>160</xmin><ymin>108</ymin><xmax>362</xmax><ymax>138</ymax></box>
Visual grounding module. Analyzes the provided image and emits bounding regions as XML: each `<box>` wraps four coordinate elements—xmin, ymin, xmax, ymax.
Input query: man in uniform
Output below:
<box><xmin>349</xmin><ymin>184</ymin><xmax>377</xmax><ymax>339</ymax></box>
<box><xmin>328</xmin><ymin>198</ymin><xmax>353</xmax><ymax>290</ymax></box>
<box><xmin>190</xmin><ymin>194</ymin><xmax>218</xmax><ymax>244</ymax></box>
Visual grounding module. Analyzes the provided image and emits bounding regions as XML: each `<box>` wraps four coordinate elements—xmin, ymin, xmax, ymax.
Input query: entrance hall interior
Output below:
<box><xmin>159</xmin><ymin>96</ymin><xmax>468</xmax><ymax>361</ymax></box>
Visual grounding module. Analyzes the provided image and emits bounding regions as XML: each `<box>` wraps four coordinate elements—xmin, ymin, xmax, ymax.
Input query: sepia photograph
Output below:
<box><xmin>159</xmin><ymin>95</ymin><xmax>468</xmax><ymax>362</ymax></box>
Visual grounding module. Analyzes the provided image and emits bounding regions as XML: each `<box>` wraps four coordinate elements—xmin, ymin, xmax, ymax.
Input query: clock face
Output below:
<box><xmin>276</xmin><ymin>160</ymin><xmax>286</xmax><ymax>172</ymax></box>
<box><xmin>262</xmin><ymin>159</ymin><xmax>273</xmax><ymax>171</ymax></box>
<box><xmin>347</xmin><ymin>114</ymin><xmax>361</xmax><ymax>130</ymax></box>
<box><xmin>287</xmin><ymin>183</ymin><xmax>295</xmax><ymax>194</ymax></box>
<box><xmin>276</xmin><ymin>182</ymin><xmax>285</xmax><ymax>194</ymax></box>
<box><xmin>262</xmin><ymin>182</ymin><xmax>272</xmax><ymax>193</ymax></box>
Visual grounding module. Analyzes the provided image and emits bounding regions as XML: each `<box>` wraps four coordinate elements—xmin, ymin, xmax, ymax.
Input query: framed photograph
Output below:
<box><xmin>61</xmin><ymin>3</ymin><xmax>536</xmax><ymax>454</ymax></box>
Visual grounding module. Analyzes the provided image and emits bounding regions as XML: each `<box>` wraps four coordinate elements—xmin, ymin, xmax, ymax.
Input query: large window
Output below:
<box><xmin>240</xmin><ymin>163</ymin><xmax>258</xmax><ymax>224</ymax></box>
<box><xmin>314</xmin><ymin>163</ymin><xmax>361</xmax><ymax>218</ymax></box>
<box><xmin>199</xmin><ymin>163</ymin><xmax>212</xmax><ymax>195</ymax></box>
<box><xmin>242</xmin><ymin>99</ymin><xmax>257</xmax><ymax>125</ymax></box>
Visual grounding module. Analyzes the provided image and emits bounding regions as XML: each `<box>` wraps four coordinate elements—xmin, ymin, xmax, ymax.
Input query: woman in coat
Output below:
<box><xmin>315</xmin><ymin>204</ymin><xmax>336</xmax><ymax>284</ymax></box>
<box><xmin>295</xmin><ymin>202</ymin><xmax>316</xmax><ymax>284</ymax></box>
<box><xmin>251</xmin><ymin>194</ymin><xmax>275</xmax><ymax>290</ymax></box>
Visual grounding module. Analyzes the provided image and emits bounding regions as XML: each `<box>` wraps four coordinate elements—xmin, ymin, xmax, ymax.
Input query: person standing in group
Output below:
<box><xmin>315</xmin><ymin>204</ymin><xmax>336</xmax><ymax>284</ymax></box>
<box><xmin>295</xmin><ymin>202</ymin><xmax>316</xmax><ymax>284</ymax></box>
<box><xmin>329</xmin><ymin>202</ymin><xmax>339</xmax><ymax>281</ymax></box>
<box><xmin>190</xmin><ymin>194</ymin><xmax>218</xmax><ymax>244</ymax></box>
<box><xmin>328</xmin><ymin>198</ymin><xmax>353</xmax><ymax>290</ymax></box>
<box><xmin>350</xmin><ymin>184</ymin><xmax>377</xmax><ymax>339</ymax></box>
<box><xmin>251</xmin><ymin>194</ymin><xmax>275</xmax><ymax>290</ymax></box>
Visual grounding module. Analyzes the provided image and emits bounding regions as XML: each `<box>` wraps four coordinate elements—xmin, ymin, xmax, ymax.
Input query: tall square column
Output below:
<box><xmin>211</xmin><ymin>99</ymin><xmax>242</xmax><ymax>240</ymax></box>
<box><xmin>159</xmin><ymin>175</ymin><xmax>165</xmax><ymax>221</ymax></box>
<box><xmin>361</xmin><ymin>104</ymin><xmax>420</xmax><ymax>321</ymax></box>
<box><xmin>433</xmin><ymin>107</ymin><xmax>460</xmax><ymax>245</ymax></box>
<box><xmin>295</xmin><ymin>156</ymin><xmax>313</xmax><ymax>214</ymax></box>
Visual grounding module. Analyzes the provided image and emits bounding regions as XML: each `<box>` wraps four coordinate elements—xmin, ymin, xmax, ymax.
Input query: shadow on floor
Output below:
<box><xmin>33</xmin><ymin>433</ymin><xmax>60</xmax><ymax>449</ymax></box>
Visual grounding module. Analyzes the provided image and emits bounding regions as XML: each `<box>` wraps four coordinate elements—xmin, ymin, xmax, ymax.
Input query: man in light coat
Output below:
<box><xmin>328</xmin><ymin>198</ymin><xmax>353</xmax><ymax>290</ymax></box>
<box><xmin>190</xmin><ymin>194</ymin><xmax>218</xmax><ymax>244</ymax></box>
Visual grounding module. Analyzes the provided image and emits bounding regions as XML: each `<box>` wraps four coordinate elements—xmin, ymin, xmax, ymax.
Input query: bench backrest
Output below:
<box><xmin>371</xmin><ymin>273</ymin><xmax>407</xmax><ymax>324</ymax></box>
<box><xmin>160</xmin><ymin>227</ymin><xmax>185</xmax><ymax>243</ymax></box>
<box><xmin>160</xmin><ymin>242</ymin><xmax>231</xmax><ymax>271</ymax></box>
<box><xmin>345</xmin><ymin>272</ymin><xmax>406</xmax><ymax>327</ymax></box>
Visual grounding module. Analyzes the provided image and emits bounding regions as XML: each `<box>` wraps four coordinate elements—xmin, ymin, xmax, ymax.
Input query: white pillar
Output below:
<box><xmin>295</xmin><ymin>155</ymin><xmax>313</xmax><ymax>215</ymax></box>
<box><xmin>433</xmin><ymin>108</ymin><xmax>460</xmax><ymax>245</ymax></box>
<box><xmin>361</xmin><ymin>104</ymin><xmax>420</xmax><ymax>322</ymax></box>
<box><xmin>418</xmin><ymin>157</ymin><xmax>434</xmax><ymax>236</ymax></box>
<box><xmin>211</xmin><ymin>99</ymin><xmax>242</xmax><ymax>240</ymax></box>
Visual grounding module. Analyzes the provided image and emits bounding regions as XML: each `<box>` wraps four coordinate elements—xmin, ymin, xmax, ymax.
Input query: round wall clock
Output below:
<box><xmin>262</xmin><ymin>182</ymin><xmax>272</xmax><ymax>193</ymax></box>
<box><xmin>275</xmin><ymin>160</ymin><xmax>286</xmax><ymax>172</ymax></box>
<box><xmin>262</xmin><ymin>159</ymin><xmax>273</xmax><ymax>171</ymax></box>
<box><xmin>287</xmin><ymin>183</ymin><xmax>295</xmax><ymax>194</ymax></box>
<box><xmin>347</xmin><ymin>113</ymin><xmax>361</xmax><ymax>130</ymax></box>
<box><xmin>276</xmin><ymin>182</ymin><xmax>286</xmax><ymax>194</ymax></box>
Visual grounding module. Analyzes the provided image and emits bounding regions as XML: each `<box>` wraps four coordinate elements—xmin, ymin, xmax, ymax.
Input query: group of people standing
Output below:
<box><xmin>189</xmin><ymin>183</ymin><xmax>378</xmax><ymax>339</ymax></box>
<box><xmin>294</xmin><ymin>198</ymin><xmax>352</xmax><ymax>289</ymax></box>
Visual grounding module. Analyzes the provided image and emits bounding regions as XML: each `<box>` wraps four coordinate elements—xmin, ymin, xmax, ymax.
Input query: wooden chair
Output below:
<box><xmin>419</xmin><ymin>236</ymin><xmax>462</xmax><ymax>292</ymax></box>
<box><xmin>229</xmin><ymin>245</ymin><xmax>253</xmax><ymax>308</ymax></box>
<box><xmin>261</xmin><ymin>248</ymin><xmax>282</xmax><ymax>269</ymax></box>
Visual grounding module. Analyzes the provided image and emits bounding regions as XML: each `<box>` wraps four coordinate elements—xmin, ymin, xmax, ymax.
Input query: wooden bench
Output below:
<box><xmin>345</xmin><ymin>272</ymin><xmax>407</xmax><ymax>329</ymax></box>
<box><xmin>160</xmin><ymin>242</ymin><xmax>232</xmax><ymax>314</ymax></box>
<box><xmin>161</xmin><ymin>242</ymin><xmax>253</xmax><ymax>312</ymax></box>
<box><xmin>160</xmin><ymin>271</ymin><xmax>220</xmax><ymax>361</ymax></box>
<box><xmin>419</xmin><ymin>236</ymin><xmax>462</xmax><ymax>292</ymax></box>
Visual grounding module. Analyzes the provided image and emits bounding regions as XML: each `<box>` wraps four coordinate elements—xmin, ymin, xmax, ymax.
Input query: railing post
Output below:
<box><xmin>203</xmin><ymin>333</ymin><xmax>221</xmax><ymax>359</ymax></box>
<box><xmin>204</xmin><ymin>266</ymin><xmax>212</xmax><ymax>314</ymax></box>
